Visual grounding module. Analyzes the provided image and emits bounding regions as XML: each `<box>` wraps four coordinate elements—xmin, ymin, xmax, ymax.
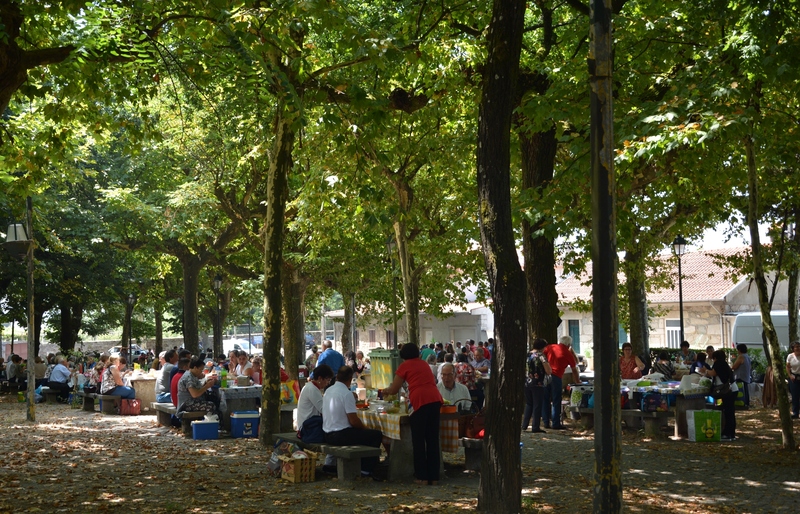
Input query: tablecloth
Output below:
<box><xmin>356</xmin><ymin>409</ymin><xmax>459</xmax><ymax>453</ymax></box>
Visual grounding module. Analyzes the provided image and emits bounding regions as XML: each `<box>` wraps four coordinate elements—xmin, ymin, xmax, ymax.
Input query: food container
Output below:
<box><xmin>231</xmin><ymin>411</ymin><xmax>260</xmax><ymax>438</ymax></box>
<box><xmin>236</xmin><ymin>376</ymin><xmax>250</xmax><ymax>387</ymax></box>
<box><xmin>191</xmin><ymin>420</ymin><xmax>219</xmax><ymax>440</ymax></box>
<box><xmin>441</xmin><ymin>404</ymin><xmax>457</xmax><ymax>414</ymax></box>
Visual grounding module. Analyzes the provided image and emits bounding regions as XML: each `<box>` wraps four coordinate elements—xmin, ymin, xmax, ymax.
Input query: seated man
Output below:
<box><xmin>437</xmin><ymin>363</ymin><xmax>471</xmax><ymax>412</ymax></box>
<box><xmin>155</xmin><ymin>350</ymin><xmax>178</xmax><ymax>403</ymax></box>
<box><xmin>47</xmin><ymin>356</ymin><xmax>73</xmax><ymax>402</ymax></box>
<box><xmin>176</xmin><ymin>358</ymin><xmax>218</xmax><ymax>415</ymax></box>
<box><xmin>322</xmin><ymin>366</ymin><xmax>383</xmax><ymax>478</ymax></box>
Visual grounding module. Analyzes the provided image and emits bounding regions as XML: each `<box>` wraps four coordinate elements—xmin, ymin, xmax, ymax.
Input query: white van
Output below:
<box><xmin>731</xmin><ymin>311</ymin><xmax>795</xmax><ymax>350</ymax></box>
<box><xmin>223</xmin><ymin>338</ymin><xmax>262</xmax><ymax>356</ymax></box>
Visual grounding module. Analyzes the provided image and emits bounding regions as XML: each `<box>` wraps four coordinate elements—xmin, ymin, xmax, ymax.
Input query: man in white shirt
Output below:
<box><xmin>47</xmin><ymin>356</ymin><xmax>73</xmax><ymax>402</ymax></box>
<box><xmin>437</xmin><ymin>363</ymin><xmax>471</xmax><ymax>411</ymax></box>
<box><xmin>155</xmin><ymin>350</ymin><xmax>178</xmax><ymax>403</ymax></box>
<box><xmin>322</xmin><ymin>366</ymin><xmax>383</xmax><ymax>477</ymax></box>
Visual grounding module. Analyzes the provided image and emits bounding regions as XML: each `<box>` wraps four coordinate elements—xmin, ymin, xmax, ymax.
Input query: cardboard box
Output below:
<box><xmin>279</xmin><ymin>450</ymin><xmax>318</xmax><ymax>483</ymax></box>
<box><xmin>192</xmin><ymin>420</ymin><xmax>219</xmax><ymax>440</ymax></box>
<box><xmin>687</xmin><ymin>410</ymin><xmax>721</xmax><ymax>442</ymax></box>
<box><xmin>231</xmin><ymin>411</ymin><xmax>260</xmax><ymax>438</ymax></box>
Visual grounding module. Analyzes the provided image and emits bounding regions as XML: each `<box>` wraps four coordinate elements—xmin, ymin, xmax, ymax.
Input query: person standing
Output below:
<box><xmin>543</xmin><ymin>336</ymin><xmax>579</xmax><ymax>430</ymax></box>
<box><xmin>523</xmin><ymin>339</ymin><xmax>552</xmax><ymax>433</ymax></box>
<box><xmin>731</xmin><ymin>344</ymin><xmax>752</xmax><ymax>407</ymax></box>
<box><xmin>382</xmin><ymin>343</ymin><xmax>443</xmax><ymax>485</ymax></box>
<box><xmin>317</xmin><ymin>341</ymin><xmax>344</xmax><ymax>385</ymax></box>
<box><xmin>701</xmin><ymin>350</ymin><xmax>737</xmax><ymax>440</ymax></box>
<box><xmin>786</xmin><ymin>342</ymin><xmax>800</xmax><ymax>419</ymax></box>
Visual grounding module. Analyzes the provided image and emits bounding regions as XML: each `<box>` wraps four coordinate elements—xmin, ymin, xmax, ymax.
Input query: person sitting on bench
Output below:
<box><xmin>100</xmin><ymin>356</ymin><xmax>136</xmax><ymax>399</ymax></box>
<box><xmin>176</xmin><ymin>358</ymin><xmax>218</xmax><ymax>416</ymax></box>
<box><xmin>47</xmin><ymin>356</ymin><xmax>73</xmax><ymax>402</ymax></box>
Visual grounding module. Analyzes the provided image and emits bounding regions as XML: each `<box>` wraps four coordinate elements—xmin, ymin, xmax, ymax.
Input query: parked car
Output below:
<box><xmin>108</xmin><ymin>344</ymin><xmax>148</xmax><ymax>358</ymax></box>
<box><xmin>223</xmin><ymin>338</ymin><xmax>262</xmax><ymax>356</ymax></box>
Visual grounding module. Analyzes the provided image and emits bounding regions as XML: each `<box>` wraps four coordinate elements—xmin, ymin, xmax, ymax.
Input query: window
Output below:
<box><xmin>568</xmin><ymin>320</ymin><xmax>580</xmax><ymax>352</ymax></box>
<box><xmin>368</xmin><ymin>329</ymin><xmax>376</xmax><ymax>343</ymax></box>
<box><xmin>665</xmin><ymin>319</ymin><xmax>681</xmax><ymax>348</ymax></box>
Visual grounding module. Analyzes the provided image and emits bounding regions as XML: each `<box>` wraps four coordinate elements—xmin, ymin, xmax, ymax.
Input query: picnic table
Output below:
<box><xmin>218</xmin><ymin>385</ymin><xmax>261</xmax><ymax>431</ymax></box>
<box><xmin>128</xmin><ymin>376</ymin><xmax>156</xmax><ymax>411</ymax></box>
<box><xmin>356</xmin><ymin>409</ymin><xmax>459</xmax><ymax>480</ymax></box>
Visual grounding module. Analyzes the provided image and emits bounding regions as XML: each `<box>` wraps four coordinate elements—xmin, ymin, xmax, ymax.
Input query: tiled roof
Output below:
<box><xmin>556</xmin><ymin>247</ymin><xmax>749</xmax><ymax>305</ymax></box>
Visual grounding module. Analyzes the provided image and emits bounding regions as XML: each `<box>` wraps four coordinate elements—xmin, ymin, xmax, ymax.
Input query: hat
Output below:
<box><xmin>159</xmin><ymin>351</ymin><xmax>167</xmax><ymax>358</ymax></box>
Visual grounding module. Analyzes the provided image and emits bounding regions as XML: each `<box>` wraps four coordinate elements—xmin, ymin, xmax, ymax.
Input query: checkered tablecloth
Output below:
<box><xmin>356</xmin><ymin>409</ymin><xmax>459</xmax><ymax>453</ymax></box>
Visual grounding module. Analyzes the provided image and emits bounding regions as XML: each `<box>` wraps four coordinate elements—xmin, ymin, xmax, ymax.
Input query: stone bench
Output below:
<box><xmin>39</xmin><ymin>387</ymin><xmax>61</xmax><ymax>404</ymax></box>
<box><xmin>570</xmin><ymin>407</ymin><xmax>673</xmax><ymax>437</ymax></box>
<box><xmin>76</xmin><ymin>391</ymin><xmax>96</xmax><ymax>412</ymax></box>
<box><xmin>459</xmin><ymin>437</ymin><xmax>483</xmax><ymax>472</ymax></box>
<box><xmin>272</xmin><ymin>432</ymin><xmax>382</xmax><ymax>482</ymax></box>
<box><xmin>152</xmin><ymin>403</ymin><xmax>205</xmax><ymax>436</ymax></box>
<box><xmin>95</xmin><ymin>394</ymin><xmax>123</xmax><ymax>414</ymax></box>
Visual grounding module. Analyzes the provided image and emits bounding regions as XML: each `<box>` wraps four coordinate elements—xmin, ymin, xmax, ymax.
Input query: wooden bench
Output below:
<box><xmin>152</xmin><ymin>403</ymin><xmax>206</xmax><ymax>436</ymax></box>
<box><xmin>570</xmin><ymin>407</ymin><xmax>673</xmax><ymax>437</ymax></box>
<box><xmin>272</xmin><ymin>432</ymin><xmax>382</xmax><ymax>482</ymax></box>
<box><xmin>39</xmin><ymin>387</ymin><xmax>62</xmax><ymax>404</ymax></box>
<box><xmin>76</xmin><ymin>391</ymin><xmax>96</xmax><ymax>412</ymax></box>
<box><xmin>459</xmin><ymin>437</ymin><xmax>483</xmax><ymax>472</ymax></box>
<box><xmin>95</xmin><ymin>394</ymin><xmax>122</xmax><ymax>414</ymax></box>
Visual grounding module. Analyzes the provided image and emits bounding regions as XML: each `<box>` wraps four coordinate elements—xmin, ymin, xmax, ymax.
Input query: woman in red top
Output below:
<box><xmin>382</xmin><ymin>343</ymin><xmax>443</xmax><ymax>485</ymax></box>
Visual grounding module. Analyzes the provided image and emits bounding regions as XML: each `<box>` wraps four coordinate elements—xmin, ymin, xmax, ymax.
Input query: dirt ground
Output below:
<box><xmin>0</xmin><ymin>396</ymin><xmax>797</xmax><ymax>513</ymax></box>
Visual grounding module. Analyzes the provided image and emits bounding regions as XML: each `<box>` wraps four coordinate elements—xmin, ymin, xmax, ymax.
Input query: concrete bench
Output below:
<box><xmin>459</xmin><ymin>437</ymin><xmax>483</xmax><ymax>472</ymax></box>
<box><xmin>272</xmin><ymin>432</ymin><xmax>381</xmax><ymax>482</ymax></box>
<box><xmin>76</xmin><ymin>391</ymin><xmax>96</xmax><ymax>412</ymax></box>
<box><xmin>570</xmin><ymin>407</ymin><xmax>673</xmax><ymax>437</ymax></box>
<box><xmin>40</xmin><ymin>387</ymin><xmax>61</xmax><ymax>404</ymax></box>
<box><xmin>152</xmin><ymin>403</ymin><xmax>206</xmax><ymax>436</ymax></box>
<box><xmin>95</xmin><ymin>394</ymin><xmax>122</xmax><ymax>414</ymax></box>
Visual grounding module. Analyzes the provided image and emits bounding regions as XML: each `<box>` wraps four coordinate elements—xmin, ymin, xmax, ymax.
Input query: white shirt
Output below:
<box><xmin>297</xmin><ymin>381</ymin><xmax>323</xmax><ymax>428</ymax></box>
<box><xmin>437</xmin><ymin>380</ymin><xmax>472</xmax><ymax>410</ymax></box>
<box><xmin>788</xmin><ymin>353</ymin><xmax>800</xmax><ymax>375</ymax></box>
<box><xmin>234</xmin><ymin>361</ymin><xmax>252</xmax><ymax>376</ymax></box>
<box><xmin>322</xmin><ymin>381</ymin><xmax>356</xmax><ymax>433</ymax></box>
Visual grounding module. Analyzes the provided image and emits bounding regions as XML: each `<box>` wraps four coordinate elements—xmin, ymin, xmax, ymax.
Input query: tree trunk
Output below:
<box><xmin>624</xmin><ymin>249</ymin><xmax>650</xmax><ymax>368</ymax></box>
<box><xmin>475</xmin><ymin>0</ymin><xmax>527</xmax><ymax>510</ymax></box>
<box><xmin>121</xmin><ymin>301</ymin><xmax>132</xmax><ymax>356</ymax></box>
<box><xmin>744</xmin><ymin>133</ymin><xmax>796</xmax><ymax>449</ymax></box>
<box><xmin>281</xmin><ymin>264</ymin><xmax>308</xmax><ymax>380</ymax></box>
<box><xmin>393</xmin><ymin>222</ymin><xmax>420</xmax><ymax>348</ymax></box>
<box><xmin>519</xmin><ymin>126</ymin><xmax>560</xmax><ymax>347</ymax></box>
<box><xmin>259</xmin><ymin>106</ymin><xmax>295</xmax><ymax>446</ymax></box>
<box><xmin>340</xmin><ymin>291</ymin><xmax>354</xmax><ymax>355</ymax></box>
<box><xmin>176</xmin><ymin>256</ymin><xmax>203</xmax><ymax>355</ymax></box>
<box><xmin>788</xmin><ymin>211</ymin><xmax>799</xmax><ymax>344</ymax></box>
<box><xmin>154</xmin><ymin>306</ymin><xmax>163</xmax><ymax>356</ymax></box>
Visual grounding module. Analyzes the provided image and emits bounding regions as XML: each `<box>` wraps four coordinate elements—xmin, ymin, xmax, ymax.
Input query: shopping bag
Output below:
<box><xmin>687</xmin><ymin>409</ymin><xmax>721</xmax><ymax>442</ymax></box>
<box><xmin>119</xmin><ymin>399</ymin><xmax>141</xmax><ymax>415</ymax></box>
<box><xmin>280</xmin><ymin>380</ymin><xmax>300</xmax><ymax>404</ymax></box>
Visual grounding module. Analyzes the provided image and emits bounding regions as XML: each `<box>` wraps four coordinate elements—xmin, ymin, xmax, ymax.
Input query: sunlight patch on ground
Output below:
<box><xmin>782</xmin><ymin>481</ymin><xmax>800</xmax><ymax>493</ymax></box>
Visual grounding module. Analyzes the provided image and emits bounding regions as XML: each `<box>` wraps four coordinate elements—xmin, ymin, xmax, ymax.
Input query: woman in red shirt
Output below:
<box><xmin>382</xmin><ymin>343</ymin><xmax>443</xmax><ymax>485</ymax></box>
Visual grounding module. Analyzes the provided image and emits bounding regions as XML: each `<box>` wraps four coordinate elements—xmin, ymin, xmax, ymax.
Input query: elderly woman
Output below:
<box><xmin>100</xmin><ymin>356</ymin><xmax>136</xmax><ymax>399</ymax></box>
<box><xmin>619</xmin><ymin>343</ymin><xmax>645</xmax><ymax>380</ymax></box>
<box><xmin>382</xmin><ymin>343</ymin><xmax>443</xmax><ymax>486</ymax></box>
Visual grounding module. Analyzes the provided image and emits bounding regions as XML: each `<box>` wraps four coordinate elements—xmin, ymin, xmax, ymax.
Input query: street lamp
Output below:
<box><xmin>3</xmin><ymin>197</ymin><xmax>36</xmax><ymax>421</ymax></box>
<box><xmin>386</xmin><ymin>236</ymin><xmax>398</xmax><ymax>350</ymax></box>
<box><xmin>213</xmin><ymin>275</ymin><xmax>223</xmax><ymax>357</ymax></box>
<box><xmin>672</xmin><ymin>235</ymin><xmax>687</xmax><ymax>346</ymax></box>
<box><xmin>126</xmin><ymin>293</ymin><xmax>137</xmax><ymax>359</ymax></box>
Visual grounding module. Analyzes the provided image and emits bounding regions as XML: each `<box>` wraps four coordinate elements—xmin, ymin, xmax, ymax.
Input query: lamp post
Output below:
<box><xmin>213</xmin><ymin>275</ymin><xmax>223</xmax><ymax>357</ymax></box>
<box><xmin>5</xmin><ymin>197</ymin><xmax>36</xmax><ymax>420</ymax></box>
<box><xmin>386</xmin><ymin>236</ymin><xmax>398</xmax><ymax>349</ymax></box>
<box><xmin>126</xmin><ymin>293</ymin><xmax>137</xmax><ymax>360</ymax></box>
<box><xmin>672</xmin><ymin>235</ymin><xmax>687</xmax><ymax>345</ymax></box>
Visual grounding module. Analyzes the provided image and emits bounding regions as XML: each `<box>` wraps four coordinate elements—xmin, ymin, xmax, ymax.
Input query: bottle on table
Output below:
<box><xmin>220</xmin><ymin>369</ymin><xmax>228</xmax><ymax>388</ymax></box>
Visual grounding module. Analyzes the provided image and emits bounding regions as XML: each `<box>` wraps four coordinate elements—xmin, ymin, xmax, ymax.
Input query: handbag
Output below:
<box><xmin>298</xmin><ymin>415</ymin><xmax>325</xmax><ymax>443</ymax></box>
<box><xmin>463</xmin><ymin>408</ymin><xmax>486</xmax><ymax>438</ymax></box>
<box><xmin>710</xmin><ymin>376</ymin><xmax>732</xmax><ymax>397</ymax></box>
<box><xmin>119</xmin><ymin>399</ymin><xmax>141</xmax><ymax>415</ymax></box>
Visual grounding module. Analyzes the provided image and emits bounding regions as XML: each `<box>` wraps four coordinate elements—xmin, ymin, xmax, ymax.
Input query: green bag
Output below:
<box><xmin>687</xmin><ymin>409</ymin><xmax>721</xmax><ymax>442</ymax></box>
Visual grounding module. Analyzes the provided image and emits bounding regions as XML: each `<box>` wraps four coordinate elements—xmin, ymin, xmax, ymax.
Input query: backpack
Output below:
<box><xmin>528</xmin><ymin>353</ymin><xmax>550</xmax><ymax>387</ymax></box>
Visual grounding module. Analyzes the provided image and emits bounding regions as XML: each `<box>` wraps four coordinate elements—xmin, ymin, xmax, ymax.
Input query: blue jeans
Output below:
<box><xmin>156</xmin><ymin>392</ymin><xmax>171</xmax><ymax>403</ymax></box>
<box><xmin>542</xmin><ymin>383</ymin><xmax>552</xmax><ymax>427</ymax></box>
<box><xmin>550</xmin><ymin>375</ymin><xmax>564</xmax><ymax>428</ymax></box>
<box><xmin>108</xmin><ymin>386</ymin><xmax>136</xmax><ymax>399</ymax></box>
<box><xmin>790</xmin><ymin>378</ymin><xmax>800</xmax><ymax>416</ymax></box>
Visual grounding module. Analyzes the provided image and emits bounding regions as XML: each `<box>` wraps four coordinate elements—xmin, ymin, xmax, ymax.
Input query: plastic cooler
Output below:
<box><xmin>368</xmin><ymin>348</ymin><xmax>401</xmax><ymax>389</ymax></box>
<box><xmin>231</xmin><ymin>411</ymin><xmax>260</xmax><ymax>438</ymax></box>
<box><xmin>192</xmin><ymin>420</ymin><xmax>219</xmax><ymax>440</ymax></box>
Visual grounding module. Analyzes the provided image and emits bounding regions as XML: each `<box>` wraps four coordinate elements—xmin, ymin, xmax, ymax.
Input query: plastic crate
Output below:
<box><xmin>231</xmin><ymin>411</ymin><xmax>260</xmax><ymax>438</ymax></box>
<box><xmin>192</xmin><ymin>420</ymin><xmax>219</xmax><ymax>440</ymax></box>
<box><xmin>279</xmin><ymin>450</ymin><xmax>318</xmax><ymax>483</ymax></box>
<box><xmin>368</xmin><ymin>348</ymin><xmax>401</xmax><ymax>389</ymax></box>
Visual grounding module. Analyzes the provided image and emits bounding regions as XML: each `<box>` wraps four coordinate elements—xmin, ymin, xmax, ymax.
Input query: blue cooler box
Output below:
<box><xmin>231</xmin><ymin>411</ymin><xmax>260</xmax><ymax>438</ymax></box>
<box><xmin>192</xmin><ymin>420</ymin><xmax>219</xmax><ymax>440</ymax></box>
